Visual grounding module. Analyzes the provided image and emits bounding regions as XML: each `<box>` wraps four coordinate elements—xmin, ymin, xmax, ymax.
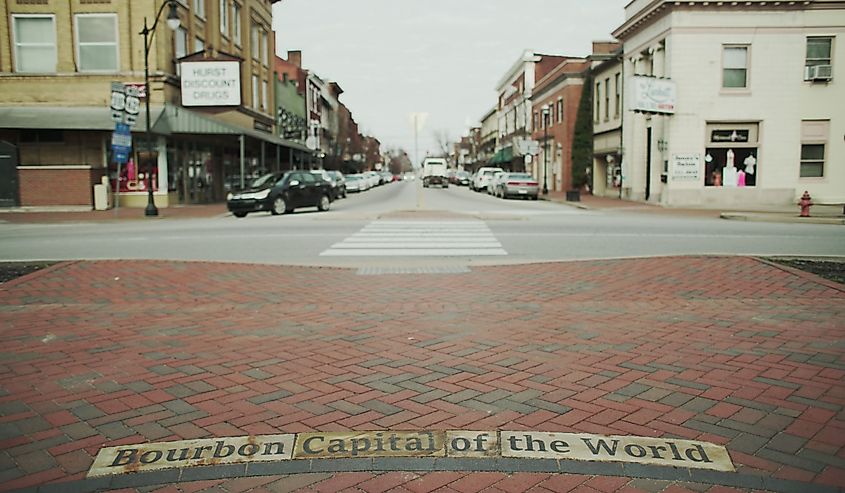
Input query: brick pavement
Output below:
<box><xmin>0</xmin><ymin>257</ymin><xmax>843</xmax><ymax>492</ymax></box>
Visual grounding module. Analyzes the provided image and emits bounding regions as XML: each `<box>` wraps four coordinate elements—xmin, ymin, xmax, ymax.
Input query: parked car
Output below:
<box><xmin>472</xmin><ymin>167</ymin><xmax>504</xmax><ymax>192</ymax></box>
<box><xmin>227</xmin><ymin>171</ymin><xmax>333</xmax><ymax>217</ymax></box>
<box><xmin>344</xmin><ymin>174</ymin><xmax>366</xmax><ymax>192</ymax></box>
<box><xmin>455</xmin><ymin>171</ymin><xmax>471</xmax><ymax>186</ymax></box>
<box><xmin>325</xmin><ymin>170</ymin><xmax>347</xmax><ymax>199</ymax></box>
<box><xmin>496</xmin><ymin>172</ymin><xmax>540</xmax><ymax>200</ymax></box>
<box><xmin>364</xmin><ymin>171</ymin><xmax>381</xmax><ymax>188</ymax></box>
<box><xmin>310</xmin><ymin>169</ymin><xmax>345</xmax><ymax>201</ymax></box>
<box><xmin>488</xmin><ymin>171</ymin><xmax>505</xmax><ymax>195</ymax></box>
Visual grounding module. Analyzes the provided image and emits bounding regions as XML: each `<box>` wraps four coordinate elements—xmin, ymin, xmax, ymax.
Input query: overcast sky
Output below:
<box><xmin>273</xmin><ymin>1</ymin><xmax>628</xmax><ymax>162</ymax></box>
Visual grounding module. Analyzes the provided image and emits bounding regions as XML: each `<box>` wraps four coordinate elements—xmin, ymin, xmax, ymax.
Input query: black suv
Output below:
<box><xmin>227</xmin><ymin>171</ymin><xmax>333</xmax><ymax>217</ymax></box>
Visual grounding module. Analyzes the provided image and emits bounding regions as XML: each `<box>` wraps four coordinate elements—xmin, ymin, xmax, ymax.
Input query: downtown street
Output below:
<box><xmin>1</xmin><ymin>185</ymin><xmax>844</xmax><ymax>493</ymax></box>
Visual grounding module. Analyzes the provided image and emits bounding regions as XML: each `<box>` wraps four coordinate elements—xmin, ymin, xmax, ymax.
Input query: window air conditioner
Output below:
<box><xmin>805</xmin><ymin>64</ymin><xmax>833</xmax><ymax>81</ymax></box>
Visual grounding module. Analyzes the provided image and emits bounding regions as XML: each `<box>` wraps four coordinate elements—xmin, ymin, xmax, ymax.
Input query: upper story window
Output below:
<box><xmin>194</xmin><ymin>37</ymin><xmax>205</xmax><ymax>53</ymax></box>
<box><xmin>805</xmin><ymin>37</ymin><xmax>833</xmax><ymax>81</ymax></box>
<box><xmin>12</xmin><ymin>15</ymin><xmax>56</xmax><ymax>73</ymax></box>
<box><xmin>556</xmin><ymin>99</ymin><xmax>563</xmax><ymax>124</ymax></box>
<box><xmin>75</xmin><ymin>14</ymin><xmax>118</xmax><ymax>72</ymax></box>
<box><xmin>594</xmin><ymin>82</ymin><xmax>601</xmax><ymax>122</ymax></box>
<box><xmin>251</xmin><ymin>24</ymin><xmax>259</xmax><ymax>60</ymax></box>
<box><xmin>722</xmin><ymin>45</ymin><xmax>749</xmax><ymax>89</ymax></box>
<box><xmin>261</xmin><ymin>29</ymin><xmax>269</xmax><ymax>66</ymax></box>
<box><xmin>194</xmin><ymin>0</ymin><xmax>206</xmax><ymax>19</ymax></box>
<box><xmin>219</xmin><ymin>0</ymin><xmax>229</xmax><ymax>36</ymax></box>
<box><xmin>174</xmin><ymin>26</ymin><xmax>188</xmax><ymax>75</ymax></box>
<box><xmin>604</xmin><ymin>78</ymin><xmax>610</xmax><ymax>120</ymax></box>
<box><xmin>614</xmin><ymin>73</ymin><xmax>621</xmax><ymax>117</ymax></box>
<box><xmin>232</xmin><ymin>3</ymin><xmax>242</xmax><ymax>45</ymax></box>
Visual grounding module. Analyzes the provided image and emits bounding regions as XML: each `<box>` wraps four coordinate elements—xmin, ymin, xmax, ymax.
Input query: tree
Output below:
<box><xmin>570</xmin><ymin>73</ymin><xmax>594</xmax><ymax>191</ymax></box>
<box><xmin>432</xmin><ymin>129</ymin><xmax>453</xmax><ymax>159</ymax></box>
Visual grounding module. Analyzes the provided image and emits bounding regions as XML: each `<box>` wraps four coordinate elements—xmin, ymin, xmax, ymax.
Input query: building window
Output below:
<box><xmin>219</xmin><ymin>0</ymin><xmax>228</xmax><ymax>36</ymax></box>
<box><xmin>261</xmin><ymin>29</ymin><xmax>269</xmax><ymax>65</ymax></box>
<box><xmin>261</xmin><ymin>79</ymin><xmax>268</xmax><ymax>111</ymax></box>
<box><xmin>556</xmin><ymin>99</ymin><xmax>563</xmax><ymax>124</ymax></box>
<box><xmin>533</xmin><ymin>112</ymin><xmax>538</xmax><ymax>131</ymax></box>
<box><xmin>194</xmin><ymin>37</ymin><xmax>204</xmax><ymax>53</ymax></box>
<box><xmin>194</xmin><ymin>0</ymin><xmax>205</xmax><ymax>19</ymax></box>
<box><xmin>174</xmin><ymin>26</ymin><xmax>188</xmax><ymax>74</ymax></box>
<box><xmin>614</xmin><ymin>73</ymin><xmax>621</xmax><ymax>117</ymax></box>
<box><xmin>806</xmin><ymin>37</ymin><xmax>832</xmax><ymax>67</ymax></box>
<box><xmin>232</xmin><ymin>3</ymin><xmax>241</xmax><ymax>45</ymax></box>
<box><xmin>805</xmin><ymin>37</ymin><xmax>833</xmax><ymax>81</ymax></box>
<box><xmin>800</xmin><ymin>145</ymin><xmax>826</xmax><ymax>178</ymax></box>
<box><xmin>251</xmin><ymin>24</ymin><xmax>259</xmax><ymax>60</ymax></box>
<box><xmin>75</xmin><ymin>14</ymin><xmax>118</xmax><ymax>72</ymax></box>
<box><xmin>800</xmin><ymin>120</ymin><xmax>829</xmax><ymax>178</ymax></box>
<box><xmin>704</xmin><ymin>123</ymin><xmax>758</xmax><ymax>187</ymax></box>
<box><xmin>722</xmin><ymin>45</ymin><xmax>748</xmax><ymax>88</ymax></box>
<box><xmin>604</xmin><ymin>78</ymin><xmax>610</xmax><ymax>121</ymax></box>
<box><xmin>12</xmin><ymin>15</ymin><xmax>57</xmax><ymax>73</ymax></box>
<box><xmin>594</xmin><ymin>82</ymin><xmax>601</xmax><ymax>123</ymax></box>
<box><xmin>252</xmin><ymin>74</ymin><xmax>259</xmax><ymax>109</ymax></box>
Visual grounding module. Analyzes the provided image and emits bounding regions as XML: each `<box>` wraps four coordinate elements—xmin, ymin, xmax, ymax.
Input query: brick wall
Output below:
<box><xmin>18</xmin><ymin>167</ymin><xmax>104</xmax><ymax>207</ymax></box>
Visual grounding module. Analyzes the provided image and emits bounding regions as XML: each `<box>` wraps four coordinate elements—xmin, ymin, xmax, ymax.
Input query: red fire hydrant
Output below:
<box><xmin>798</xmin><ymin>191</ymin><xmax>813</xmax><ymax>217</ymax></box>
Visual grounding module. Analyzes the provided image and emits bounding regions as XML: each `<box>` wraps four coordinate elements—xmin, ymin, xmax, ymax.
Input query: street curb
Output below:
<box><xmin>720</xmin><ymin>212</ymin><xmax>845</xmax><ymax>225</ymax></box>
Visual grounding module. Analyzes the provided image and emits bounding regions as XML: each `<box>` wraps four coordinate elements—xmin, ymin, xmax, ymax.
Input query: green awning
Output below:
<box><xmin>489</xmin><ymin>146</ymin><xmax>513</xmax><ymax>165</ymax></box>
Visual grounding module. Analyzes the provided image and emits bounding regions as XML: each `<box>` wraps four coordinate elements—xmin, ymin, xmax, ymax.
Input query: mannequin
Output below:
<box><xmin>723</xmin><ymin>149</ymin><xmax>738</xmax><ymax>187</ymax></box>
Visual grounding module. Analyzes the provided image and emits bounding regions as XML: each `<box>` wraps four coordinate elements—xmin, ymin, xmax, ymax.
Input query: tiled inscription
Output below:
<box><xmin>89</xmin><ymin>430</ymin><xmax>733</xmax><ymax>477</ymax></box>
<box><xmin>501</xmin><ymin>431</ymin><xmax>734</xmax><ymax>472</ymax></box>
<box><xmin>88</xmin><ymin>434</ymin><xmax>295</xmax><ymax>477</ymax></box>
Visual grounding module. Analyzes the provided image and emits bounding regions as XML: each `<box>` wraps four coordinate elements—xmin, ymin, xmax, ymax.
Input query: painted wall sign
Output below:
<box><xmin>89</xmin><ymin>430</ymin><xmax>733</xmax><ymax>477</ymax></box>
<box><xmin>180</xmin><ymin>61</ymin><xmax>242</xmax><ymax>107</ymax></box>
<box><xmin>671</xmin><ymin>153</ymin><xmax>702</xmax><ymax>182</ymax></box>
<box><xmin>628</xmin><ymin>76</ymin><xmax>676</xmax><ymax>114</ymax></box>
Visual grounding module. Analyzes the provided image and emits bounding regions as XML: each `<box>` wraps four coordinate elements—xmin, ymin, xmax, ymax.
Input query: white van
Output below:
<box><xmin>472</xmin><ymin>167</ymin><xmax>504</xmax><ymax>192</ymax></box>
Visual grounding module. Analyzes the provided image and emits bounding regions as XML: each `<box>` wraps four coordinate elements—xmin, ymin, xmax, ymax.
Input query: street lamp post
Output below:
<box><xmin>140</xmin><ymin>0</ymin><xmax>180</xmax><ymax>216</ymax></box>
<box><xmin>541</xmin><ymin>104</ymin><xmax>549</xmax><ymax>195</ymax></box>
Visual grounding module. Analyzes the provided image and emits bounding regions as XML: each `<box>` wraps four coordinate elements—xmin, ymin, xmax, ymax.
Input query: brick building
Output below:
<box><xmin>0</xmin><ymin>0</ymin><xmax>314</xmax><ymax>210</ymax></box>
<box><xmin>530</xmin><ymin>57</ymin><xmax>589</xmax><ymax>193</ymax></box>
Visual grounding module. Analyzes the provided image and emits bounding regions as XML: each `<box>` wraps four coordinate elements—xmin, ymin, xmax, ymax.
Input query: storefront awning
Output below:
<box><xmin>155</xmin><ymin>104</ymin><xmax>311</xmax><ymax>152</ymax></box>
<box><xmin>0</xmin><ymin>105</ymin><xmax>162</xmax><ymax>131</ymax></box>
<box><xmin>489</xmin><ymin>146</ymin><xmax>514</xmax><ymax>165</ymax></box>
<box><xmin>0</xmin><ymin>105</ymin><xmax>312</xmax><ymax>153</ymax></box>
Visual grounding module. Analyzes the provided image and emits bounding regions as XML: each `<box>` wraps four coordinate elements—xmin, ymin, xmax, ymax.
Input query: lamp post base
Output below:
<box><xmin>144</xmin><ymin>189</ymin><xmax>158</xmax><ymax>216</ymax></box>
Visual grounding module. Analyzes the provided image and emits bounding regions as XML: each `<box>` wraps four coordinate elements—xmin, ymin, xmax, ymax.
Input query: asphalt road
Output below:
<box><xmin>0</xmin><ymin>180</ymin><xmax>843</xmax><ymax>268</ymax></box>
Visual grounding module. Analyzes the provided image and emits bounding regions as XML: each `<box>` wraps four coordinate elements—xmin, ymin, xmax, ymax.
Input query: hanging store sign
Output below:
<box><xmin>628</xmin><ymin>76</ymin><xmax>676</xmax><ymax>114</ymax></box>
<box><xmin>180</xmin><ymin>61</ymin><xmax>241</xmax><ymax>107</ymax></box>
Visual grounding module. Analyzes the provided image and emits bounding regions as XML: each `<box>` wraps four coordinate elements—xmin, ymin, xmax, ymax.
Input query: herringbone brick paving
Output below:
<box><xmin>0</xmin><ymin>257</ymin><xmax>843</xmax><ymax>492</ymax></box>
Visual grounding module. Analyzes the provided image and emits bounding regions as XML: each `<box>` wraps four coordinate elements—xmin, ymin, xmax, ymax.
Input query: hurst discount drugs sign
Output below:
<box><xmin>88</xmin><ymin>430</ymin><xmax>734</xmax><ymax>477</ymax></box>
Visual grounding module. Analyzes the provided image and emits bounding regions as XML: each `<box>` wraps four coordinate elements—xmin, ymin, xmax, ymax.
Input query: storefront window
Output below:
<box><xmin>704</xmin><ymin>124</ymin><xmax>758</xmax><ymax>187</ymax></box>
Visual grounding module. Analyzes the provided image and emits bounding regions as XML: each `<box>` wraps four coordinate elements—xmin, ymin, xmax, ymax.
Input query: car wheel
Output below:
<box><xmin>233</xmin><ymin>211</ymin><xmax>247</xmax><ymax>218</ymax></box>
<box><xmin>271</xmin><ymin>196</ymin><xmax>287</xmax><ymax>215</ymax></box>
<box><xmin>317</xmin><ymin>194</ymin><xmax>331</xmax><ymax>211</ymax></box>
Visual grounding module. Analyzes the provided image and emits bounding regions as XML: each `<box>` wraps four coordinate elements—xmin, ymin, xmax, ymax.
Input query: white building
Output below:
<box><xmin>613</xmin><ymin>0</ymin><xmax>844</xmax><ymax>208</ymax></box>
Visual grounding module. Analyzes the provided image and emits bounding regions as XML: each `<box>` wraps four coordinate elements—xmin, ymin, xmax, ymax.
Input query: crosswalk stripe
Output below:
<box><xmin>320</xmin><ymin>219</ymin><xmax>507</xmax><ymax>257</ymax></box>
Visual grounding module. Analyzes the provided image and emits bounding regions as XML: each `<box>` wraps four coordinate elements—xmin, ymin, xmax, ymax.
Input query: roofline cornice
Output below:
<box><xmin>495</xmin><ymin>51</ymin><xmax>542</xmax><ymax>91</ymax></box>
<box><xmin>612</xmin><ymin>0</ymin><xmax>845</xmax><ymax>40</ymax></box>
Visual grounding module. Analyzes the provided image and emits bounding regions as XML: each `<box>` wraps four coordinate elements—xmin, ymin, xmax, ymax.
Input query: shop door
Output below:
<box><xmin>0</xmin><ymin>141</ymin><xmax>20</xmax><ymax>207</ymax></box>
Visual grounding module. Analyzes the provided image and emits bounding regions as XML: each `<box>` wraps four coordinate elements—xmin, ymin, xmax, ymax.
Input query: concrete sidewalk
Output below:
<box><xmin>542</xmin><ymin>192</ymin><xmax>845</xmax><ymax>225</ymax></box>
<box><xmin>0</xmin><ymin>257</ymin><xmax>843</xmax><ymax>492</ymax></box>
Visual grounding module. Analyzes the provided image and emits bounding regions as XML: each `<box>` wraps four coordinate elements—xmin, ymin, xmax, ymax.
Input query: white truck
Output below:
<box><xmin>422</xmin><ymin>158</ymin><xmax>448</xmax><ymax>188</ymax></box>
